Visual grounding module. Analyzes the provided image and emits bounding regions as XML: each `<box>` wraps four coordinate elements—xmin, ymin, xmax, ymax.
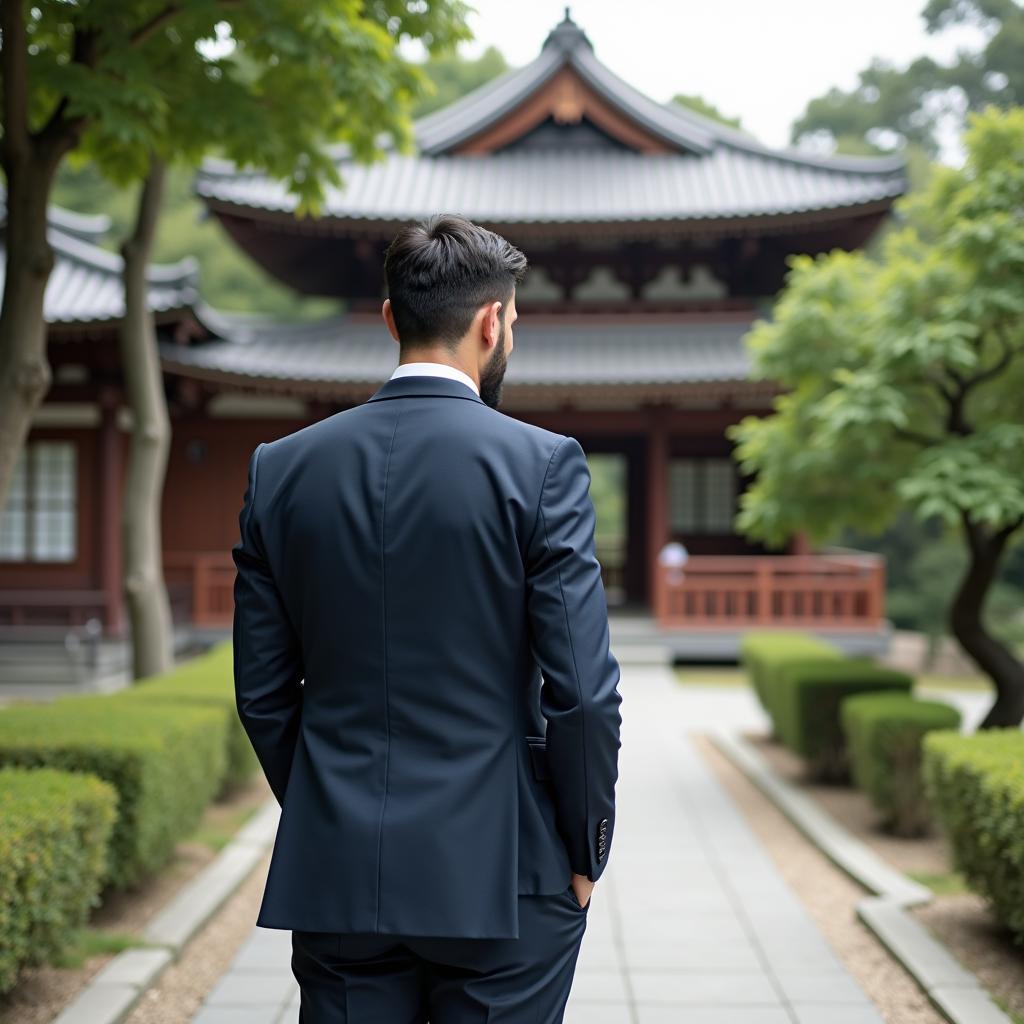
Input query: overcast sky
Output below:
<box><xmin>412</xmin><ymin>0</ymin><xmax>986</xmax><ymax>164</ymax></box>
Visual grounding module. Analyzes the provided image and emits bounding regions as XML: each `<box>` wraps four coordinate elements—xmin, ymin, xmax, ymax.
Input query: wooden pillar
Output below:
<box><xmin>645</xmin><ymin>407</ymin><xmax>670</xmax><ymax>611</ymax></box>
<box><xmin>789</xmin><ymin>531</ymin><xmax>811</xmax><ymax>556</ymax></box>
<box><xmin>624</xmin><ymin>441</ymin><xmax>646</xmax><ymax>605</ymax></box>
<box><xmin>98</xmin><ymin>388</ymin><xmax>125</xmax><ymax>638</ymax></box>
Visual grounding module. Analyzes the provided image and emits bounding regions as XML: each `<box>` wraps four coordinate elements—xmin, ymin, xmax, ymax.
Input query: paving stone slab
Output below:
<box><xmin>791</xmin><ymin>1004</ymin><xmax>885</xmax><ymax>1024</ymax></box>
<box><xmin>205</xmin><ymin>968</ymin><xmax>297</xmax><ymax>1007</ymax></box>
<box><xmin>627</xmin><ymin>969</ymin><xmax>781</xmax><ymax>1005</ymax></box>
<box><xmin>193</xmin><ymin>1008</ymin><xmax>281</xmax><ymax>1024</ymax></box>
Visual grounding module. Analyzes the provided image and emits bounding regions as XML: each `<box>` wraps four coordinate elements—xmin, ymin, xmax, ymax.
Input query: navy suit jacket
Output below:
<box><xmin>231</xmin><ymin>373</ymin><xmax>623</xmax><ymax>938</ymax></box>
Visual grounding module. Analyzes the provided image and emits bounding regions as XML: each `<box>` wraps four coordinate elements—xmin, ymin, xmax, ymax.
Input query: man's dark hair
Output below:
<box><xmin>383</xmin><ymin>214</ymin><xmax>527</xmax><ymax>351</ymax></box>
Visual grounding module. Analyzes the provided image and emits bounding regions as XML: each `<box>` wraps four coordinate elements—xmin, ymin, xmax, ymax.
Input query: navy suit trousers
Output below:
<box><xmin>290</xmin><ymin>885</ymin><xmax>590</xmax><ymax>1023</ymax></box>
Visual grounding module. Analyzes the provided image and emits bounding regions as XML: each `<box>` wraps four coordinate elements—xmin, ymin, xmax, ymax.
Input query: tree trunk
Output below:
<box><xmin>119</xmin><ymin>157</ymin><xmax>174</xmax><ymax>680</ymax></box>
<box><xmin>0</xmin><ymin>3</ymin><xmax>84</xmax><ymax>520</ymax></box>
<box><xmin>949</xmin><ymin>514</ymin><xmax>1024</xmax><ymax>728</ymax></box>
<box><xmin>0</xmin><ymin>156</ymin><xmax>56</xmax><ymax>519</ymax></box>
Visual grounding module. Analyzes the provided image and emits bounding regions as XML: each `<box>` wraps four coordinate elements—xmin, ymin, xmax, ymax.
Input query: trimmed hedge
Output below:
<box><xmin>0</xmin><ymin>698</ymin><xmax>227</xmax><ymax>888</ymax></box>
<box><xmin>117</xmin><ymin>641</ymin><xmax>258</xmax><ymax>792</ymax></box>
<box><xmin>773</xmin><ymin>657</ymin><xmax>914</xmax><ymax>781</ymax></box>
<box><xmin>922</xmin><ymin>728</ymin><xmax>1024</xmax><ymax>944</ymax></box>
<box><xmin>739</xmin><ymin>631</ymin><xmax>842</xmax><ymax>716</ymax></box>
<box><xmin>841</xmin><ymin>693</ymin><xmax>962</xmax><ymax>836</ymax></box>
<box><xmin>0</xmin><ymin>767</ymin><xmax>118</xmax><ymax>993</ymax></box>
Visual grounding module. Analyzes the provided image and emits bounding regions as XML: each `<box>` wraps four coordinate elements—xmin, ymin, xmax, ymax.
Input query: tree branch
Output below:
<box><xmin>959</xmin><ymin>332</ymin><xmax>1021</xmax><ymax>395</ymax></box>
<box><xmin>0</xmin><ymin>0</ymin><xmax>30</xmax><ymax>168</ymax></box>
<box><xmin>34</xmin><ymin>27</ymin><xmax>99</xmax><ymax>162</ymax></box>
<box><xmin>893</xmin><ymin>427</ymin><xmax>944</xmax><ymax>447</ymax></box>
<box><xmin>129</xmin><ymin>4</ymin><xmax>181</xmax><ymax>47</ymax></box>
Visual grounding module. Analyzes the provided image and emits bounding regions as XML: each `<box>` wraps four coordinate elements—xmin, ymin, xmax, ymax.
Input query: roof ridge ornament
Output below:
<box><xmin>542</xmin><ymin>6</ymin><xmax>593</xmax><ymax>53</ymax></box>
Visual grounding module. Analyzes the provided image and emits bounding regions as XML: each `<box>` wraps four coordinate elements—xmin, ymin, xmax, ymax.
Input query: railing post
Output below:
<box><xmin>866</xmin><ymin>558</ymin><xmax>885</xmax><ymax>626</ymax></box>
<box><xmin>193</xmin><ymin>556</ymin><xmax>209</xmax><ymax>626</ymax></box>
<box><xmin>756</xmin><ymin>560</ymin><xmax>772</xmax><ymax>624</ymax></box>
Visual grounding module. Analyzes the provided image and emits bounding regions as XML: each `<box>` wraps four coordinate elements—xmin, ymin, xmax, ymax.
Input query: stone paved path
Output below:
<box><xmin>192</xmin><ymin>664</ymin><xmax>886</xmax><ymax>1023</ymax></box>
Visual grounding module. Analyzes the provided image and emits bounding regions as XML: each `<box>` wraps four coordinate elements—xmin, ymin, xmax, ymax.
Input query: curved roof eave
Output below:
<box><xmin>413</xmin><ymin>44</ymin><xmax>567</xmax><ymax>155</ymax></box>
<box><xmin>570</xmin><ymin>45</ymin><xmax>906</xmax><ymax>174</ymax></box>
<box><xmin>406</xmin><ymin>16</ymin><xmax>905</xmax><ymax>176</ymax></box>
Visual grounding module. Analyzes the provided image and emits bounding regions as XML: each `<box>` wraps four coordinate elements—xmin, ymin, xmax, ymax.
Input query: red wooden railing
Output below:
<box><xmin>168</xmin><ymin>549</ymin><xmax>886</xmax><ymax>632</ymax></box>
<box><xmin>654</xmin><ymin>553</ymin><xmax>886</xmax><ymax>630</ymax></box>
<box><xmin>163</xmin><ymin>551</ymin><xmax>237</xmax><ymax>627</ymax></box>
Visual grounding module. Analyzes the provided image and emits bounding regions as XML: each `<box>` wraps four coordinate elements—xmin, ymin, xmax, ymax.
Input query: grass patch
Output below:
<box><xmin>990</xmin><ymin>995</ymin><xmax>1024</xmax><ymax>1024</ymax></box>
<box><xmin>916</xmin><ymin>674</ymin><xmax>991</xmax><ymax>692</ymax></box>
<box><xmin>49</xmin><ymin>929</ymin><xmax>146</xmax><ymax>969</ymax></box>
<box><xmin>673</xmin><ymin>667</ymin><xmax>748</xmax><ymax>687</ymax></box>
<box><xmin>906</xmin><ymin>869</ymin><xmax>971</xmax><ymax>896</ymax></box>
<box><xmin>185</xmin><ymin>804</ymin><xmax>260</xmax><ymax>853</ymax></box>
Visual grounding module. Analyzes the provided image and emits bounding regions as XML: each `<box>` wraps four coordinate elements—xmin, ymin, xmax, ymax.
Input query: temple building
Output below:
<box><xmin>1</xmin><ymin>12</ymin><xmax>903</xmax><ymax>666</ymax></box>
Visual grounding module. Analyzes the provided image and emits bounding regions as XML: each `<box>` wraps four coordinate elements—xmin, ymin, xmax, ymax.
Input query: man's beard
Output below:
<box><xmin>478</xmin><ymin>318</ymin><xmax>509</xmax><ymax>409</ymax></box>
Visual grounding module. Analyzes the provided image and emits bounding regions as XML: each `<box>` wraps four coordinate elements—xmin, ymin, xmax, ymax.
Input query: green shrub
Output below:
<box><xmin>922</xmin><ymin>728</ymin><xmax>1024</xmax><ymax>944</ymax></box>
<box><xmin>842</xmin><ymin>693</ymin><xmax>962</xmax><ymax>836</ymax></box>
<box><xmin>117</xmin><ymin>641</ymin><xmax>257</xmax><ymax>792</ymax></box>
<box><xmin>0</xmin><ymin>767</ymin><xmax>118</xmax><ymax>993</ymax></box>
<box><xmin>773</xmin><ymin>657</ymin><xmax>914</xmax><ymax>781</ymax></box>
<box><xmin>739</xmin><ymin>631</ymin><xmax>842</xmax><ymax>717</ymax></box>
<box><xmin>0</xmin><ymin>698</ymin><xmax>227</xmax><ymax>889</ymax></box>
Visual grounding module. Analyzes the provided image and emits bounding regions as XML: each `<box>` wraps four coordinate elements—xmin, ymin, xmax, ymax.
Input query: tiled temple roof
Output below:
<box><xmin>0</xmin><ymin>195</ymin><xmax>198</xmax><ymax>326</ymax></box>
<box><xmin>195</xmin><ymin>12</ymin><xmax>907</xmax><ymax>226</ymax></box>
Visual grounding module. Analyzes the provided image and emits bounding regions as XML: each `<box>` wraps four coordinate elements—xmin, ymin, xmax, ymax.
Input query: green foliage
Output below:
<box><xmin>19</xmin><ymin>0</ymin><xmax>472</xmax><ymax>213</ymax></box>
<box><xmin>0</xmin><ymin>767</ymin><xmax>118</xmax><ymax>993</ymax></box>
<box><xmin>922</xmin><ymin>727</ymin><xmax>1024</xmax><ymax>943</ymax></box>
<box><xmin>118</xmin><ymin>640</ymin><xmax>257</xmax><ymax>792</ymax></box>
<box><xmin>738</xmin><ymin>631</ymin><xmax>842</xmax><ymax>712</ymax></box>
<box><xmin>793</xmin><ymin>0</ymin><xmax>1023</xmax><ymax>158</ymax></box>
<box><xmin>841</xmin><ymin>692</ymin><xmax>962</xmax><ymax>836</ymax></box>
<box><xmin>731</xmin><ymin>106</ymin><xmax>1024</xmax><ymax>550</ymax></box>
<box><xmin>50</xmin><ymin>40</ymin><xmax>518</xmax><ymax>317</ymax></box>
<box><xmin>772</xmin><ymin>658</ymin><xmax>914</xmax><ymax>781</ymax></box>
<box><xmin>54</xmin><ymin>159</ymin><xmax>343</xmax><ymax>317</ymax></box>
<box><xmin>669</xmin><ymin>94</ymin><xmax>744</xmax><ymax>130</ymax></box>
<box><xmin>412</xmin><ymin>44</ymin><xmax>510</xmax><ymax>117</ymax></box>
<box><xmin>0</xmin><ymin>698</ymin><xmax>227</xmax><ymax>888</ymax></box>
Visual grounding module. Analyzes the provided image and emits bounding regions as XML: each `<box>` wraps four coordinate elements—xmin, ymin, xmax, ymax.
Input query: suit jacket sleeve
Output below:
<box><xmin>524</xmin><ymin>435</ymin><xmax>623</xmax><ymax>882</ymax></box>
<box><xmin>232</xmin><ymin>441</ymin><xmax>304</xmax><ymax>806</ymax></box>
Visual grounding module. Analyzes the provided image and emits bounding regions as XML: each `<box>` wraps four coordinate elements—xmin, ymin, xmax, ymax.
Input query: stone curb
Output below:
<box><xmin>709</xmin><ymin>727</ymin><xmax>1013</xmax><ymax>1024</ymax></box>
<box><xmin>52</xmin><ymin>797</ymin><xmax>280</xmax><ymax>1024</ymax></box>
<box><xmin>710</xmin><ymin>729</ymin><xmax>931</xmax><ymax>906</ymax></box>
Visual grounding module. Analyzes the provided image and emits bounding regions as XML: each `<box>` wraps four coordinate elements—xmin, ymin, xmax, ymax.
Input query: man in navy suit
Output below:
<box><xmin>232</xmin><ymin>213</ymin><xmax>623</xmax><ymax>1022</ymax></box>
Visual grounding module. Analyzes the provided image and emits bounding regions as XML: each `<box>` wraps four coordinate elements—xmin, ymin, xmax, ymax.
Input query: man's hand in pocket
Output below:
<box><xmin>571</xmin><ymin>873</ymin><xmax>595</xmax><ymax>909</ymax></box>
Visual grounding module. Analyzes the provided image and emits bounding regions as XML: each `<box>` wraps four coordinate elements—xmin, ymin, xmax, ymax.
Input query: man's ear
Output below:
<box><xmin>382</xmin><ymin>299</ymin><xmax>400</xmax><ymax>343</ymax></box>
<box><xmin>481</xmin><ymin>299</ymin><xmax>503</xmax><ymax>351</ymax></box>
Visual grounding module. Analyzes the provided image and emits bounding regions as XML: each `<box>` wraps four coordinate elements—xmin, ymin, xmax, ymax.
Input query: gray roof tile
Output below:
<box><xmin>159</xmin><ymin>305</ymin><xmax>756</xmax><ymax>388</ymax></box>
<box><xmin>196</xmin><ymin>146</ymin><xmax>906</xmax><ymax>225</ymax></box>
<box><xmin>0</xmin><ymin>198</ymin><xmax>199</xmax><ymax>326</ymax></box>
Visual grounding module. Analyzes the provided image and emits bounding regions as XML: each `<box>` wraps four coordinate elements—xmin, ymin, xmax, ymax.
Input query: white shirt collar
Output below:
<box><xmin>389</xmin><ymin>361</ymin><xmax>480</xmax><ymax>397</ymax></box>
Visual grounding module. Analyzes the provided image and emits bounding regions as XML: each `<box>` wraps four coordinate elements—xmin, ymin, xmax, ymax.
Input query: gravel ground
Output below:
<box><xmin>746</xmin><ymin>731</ymin><xmax>1024</xmax><ymax>1023</ymax></box>
<box><xmin>692</xmin><ymin>731</ymin><xmax>948</xmax><ymax>1024</ymax></box>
